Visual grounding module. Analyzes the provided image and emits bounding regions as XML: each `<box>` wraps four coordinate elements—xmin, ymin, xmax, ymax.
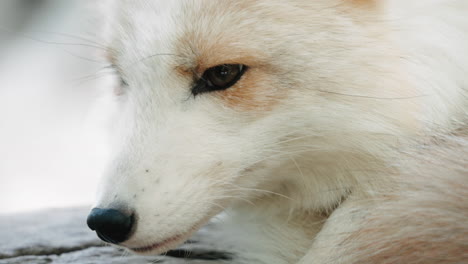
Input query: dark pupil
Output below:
<box><xmin>208</xmin><ymin>64</ymin><xmax>239</xmax><ymax>87</ymax></box>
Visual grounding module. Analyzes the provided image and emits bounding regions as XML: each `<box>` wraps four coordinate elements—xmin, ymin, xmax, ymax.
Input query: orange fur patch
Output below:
<box><xmin>215</xmin><ymin>67</ymin><xmax>279</xmax><ymax>111</ymax></box>
<box><xmin>175</xmin><ymin>31</ymin><xmax>280</xmax><ymax>111</ymax></box>
<box><xmin>347</xmin><ymin>0</ymin><xmax>377</xmax><ymax>8</ymax></box>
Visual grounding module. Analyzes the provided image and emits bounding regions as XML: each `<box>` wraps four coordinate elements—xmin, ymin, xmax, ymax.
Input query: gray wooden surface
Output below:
<box><xmin>0</xmin><ymin>208</ymin><xmax>230</xmax><ymax>264</ymax></box>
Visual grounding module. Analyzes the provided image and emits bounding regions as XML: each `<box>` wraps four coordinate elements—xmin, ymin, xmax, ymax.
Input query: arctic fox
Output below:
<box><xmin>87</xmin><ymin>1</ymin><xmax>468</xmax><ymax>263</ymax></box>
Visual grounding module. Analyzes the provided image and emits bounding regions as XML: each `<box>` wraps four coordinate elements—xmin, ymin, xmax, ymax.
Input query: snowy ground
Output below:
<box><xmin>0</xmin><ymin>208</ymin><xmax>231</xmax><ymax>264</ymax></box>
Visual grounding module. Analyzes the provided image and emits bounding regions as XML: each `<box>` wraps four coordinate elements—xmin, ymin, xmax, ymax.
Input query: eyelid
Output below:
<box><xmin>107</xmin><ymin>63</ymin><xmax>121</xmax><ymax>73</ymax></box>
<box><xmin>103</xmin><ymin>63</ymin><xmax>119</xmax><ymax>74</ymax></box>
<box><xmin>106</xmin><ymin>63</ymin><xmax>128</xmax><ymax>86</ymax></box>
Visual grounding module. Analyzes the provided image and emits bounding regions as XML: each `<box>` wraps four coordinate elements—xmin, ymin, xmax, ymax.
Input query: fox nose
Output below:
<box><xmin>87</xmin><ymin>208</ymin><xmax>135</xmax><ymax>244</ymax></box>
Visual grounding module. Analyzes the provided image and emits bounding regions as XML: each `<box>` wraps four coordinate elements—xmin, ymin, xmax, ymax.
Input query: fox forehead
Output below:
<box><xmin>109</xmin><ymin>0</ymin><xmax>378</xmax><ymax>65</ymax></box>
<box><xmin>107</xmin><ymin>0</ymin><xmax>305</xmax><ymax>111</ymax></box>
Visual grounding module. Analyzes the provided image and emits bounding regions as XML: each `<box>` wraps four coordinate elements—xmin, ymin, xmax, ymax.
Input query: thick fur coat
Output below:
<box><xmin>90</xmin><ymin>1</ymin><xmax>468</xmax><ymax>263</ymax></box>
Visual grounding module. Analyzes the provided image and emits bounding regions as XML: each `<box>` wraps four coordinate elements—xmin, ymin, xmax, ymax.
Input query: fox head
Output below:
<box><xmin>88</xmin><ymin>0</ymin><xmax>430</xmax><ymax>254</ymax></box>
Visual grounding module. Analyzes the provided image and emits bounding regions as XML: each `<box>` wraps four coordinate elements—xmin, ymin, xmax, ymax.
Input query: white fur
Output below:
<box><xmin>92</xmin><ymin>1</ymin><xmax>468</xmax><ymax>263</ymax></box>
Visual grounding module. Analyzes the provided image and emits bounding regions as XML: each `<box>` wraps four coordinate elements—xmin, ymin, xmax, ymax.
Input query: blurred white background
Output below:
<box><xmin>0</xmin><ymin>0</ymin><xmax>110</xmax><ymax>214</ymax></box>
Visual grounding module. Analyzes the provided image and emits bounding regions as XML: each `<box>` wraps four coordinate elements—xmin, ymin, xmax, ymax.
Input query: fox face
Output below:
<box><xmin>88</xmin><ymin>0</ymin><xmax>429</xmax><ymax>255</ymax></box>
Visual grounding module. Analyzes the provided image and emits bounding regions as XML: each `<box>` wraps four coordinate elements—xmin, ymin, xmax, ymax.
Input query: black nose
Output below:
<box><xmin>87</xmin><ymin>208</ymin><xmax>134</xmax><ymax>244</ymax></box>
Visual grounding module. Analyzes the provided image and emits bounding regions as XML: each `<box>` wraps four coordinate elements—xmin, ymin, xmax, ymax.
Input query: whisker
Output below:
<box><xmin>26</xmin><ymin>29</ymin><xmax>112</xmax><ymax>49</ymax></box>
<box><xmin>0</xmin><ymin>27</ymin><xmax>110</xmax><ymax>51</ymax></box>
<box><xmin>71</xmin><ymin>72</ymin><xmax>111</xmax><ymax>87</ymax></box>
<box><xmin>60</xmin><ymin>48</ymin><xmax>107</xmax><ymax>64</ymax></box>
<box><xmin>318</xmin><ymin>90</ymin><xmax>429</xmax><ymax>100</ymax></box>
<box><xmin>225</xmin><ymin>184</ymin><xmax>295</xmax><ymax>201</ymax></box>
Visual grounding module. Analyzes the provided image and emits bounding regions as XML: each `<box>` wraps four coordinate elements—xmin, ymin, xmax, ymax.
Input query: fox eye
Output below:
<box><xmin>107</xmin><ymin>64</ymin><xmax>128</xmax><ymax>87</ymax></box>
<box><xmin>192</xmin><ymin>64</ymin><xmax>247</xmax><ymax>96</ymax></box>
